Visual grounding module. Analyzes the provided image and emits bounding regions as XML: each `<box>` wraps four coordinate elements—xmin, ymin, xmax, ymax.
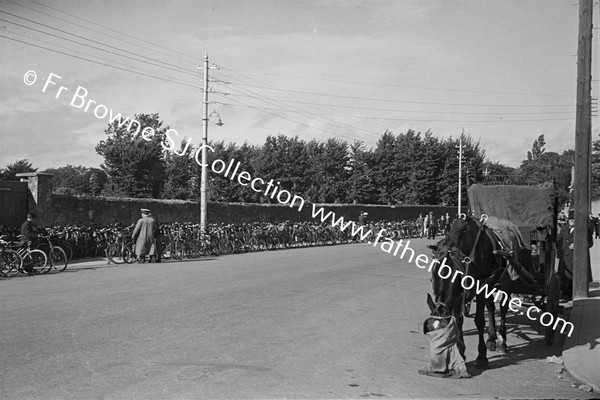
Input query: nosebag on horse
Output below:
<box><xmin>418</xmin><ymin>294</ymin><xmax>471</xmax><ymax>379</ymax></box>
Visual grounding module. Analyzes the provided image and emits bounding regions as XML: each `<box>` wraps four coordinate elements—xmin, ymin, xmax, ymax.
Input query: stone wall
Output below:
<box><xmin>15</xmin><ymin>172</ymin><xmax>466</xmax><ymax>227</ymax></box>
<box><xmin>45</xmin><ymin>194</ymin><xmax>464</xmax><ymax>227</ymax></box>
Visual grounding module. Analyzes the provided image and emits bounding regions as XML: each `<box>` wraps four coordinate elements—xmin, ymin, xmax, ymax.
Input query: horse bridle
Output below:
<box><xmin>438</xmin><ymin>213</ymin><xmax>488</xmax><ymax>317</ymax></box>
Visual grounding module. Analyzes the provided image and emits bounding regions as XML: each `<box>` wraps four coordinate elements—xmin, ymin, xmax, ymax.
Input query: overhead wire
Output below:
<box><xmin>24</xmin><ymin>0</ymin><xmax>200</xmax><ymax>64</ymax></box>
<box><xmin>3</xmin><ymin>28</ymin><xmax>199</xmax><ymax>86</ymax></box>
<box><xmin>0</xmin><ymin>10</ymin><xmax>200</xmax><ymax>77</ymax></box>
<box><xmin>214</xmin><ymin>69</ymin><xmax>384</xmax><ymax>144</ymax></box>
<box><xmin>219</xmin><ymin>104</ymin><xmax>576</xmax><ymax>123</ymax></box>
<box><xmin>0</xmin><ymin>34</ymin><xmax>202</xmax><ymax>90</ymax></box>
<box><xmin>228</xmin><ymin>81</ymin><xmax>575</xmax><ymax>108</ymax></box>
<box><xmin>216</xmin><ymin>66</ymin><xmax>576</xmax><ymax>124</ymax></box>
<box><xmin>0</xmin><ymin>17</ymin><xmax>202</xmax><ymax>80</ymax></box>
<box><xmin>218</xmin><ymin>66</ymin><xmax>575</xmax><ymax>98</ymax></box>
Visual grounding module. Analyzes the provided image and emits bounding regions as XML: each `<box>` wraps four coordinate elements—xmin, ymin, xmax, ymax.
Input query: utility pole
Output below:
<box><xmin>573</xmin><ymin>0</ymin><xmax>593</xmax><ymax>299</ymax></box>
<box><xmin>457</xmin><ymin>133</ymin><xmax>464</xmax><ymax>216</ymax></box>
<box><xmin>200</xmin><ymin>53</ymin><xmax>209</xmax><ymax>233</ymax></box>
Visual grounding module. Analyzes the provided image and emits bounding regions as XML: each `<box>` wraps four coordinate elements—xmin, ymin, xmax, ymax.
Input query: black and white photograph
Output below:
<box><xmin>1</xmin><ymin>0</ymin><xmax>599</xmax><ymax>398</ymax></box>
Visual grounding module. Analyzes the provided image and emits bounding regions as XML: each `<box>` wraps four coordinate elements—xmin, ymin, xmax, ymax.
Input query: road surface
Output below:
<box><xmin>0</xmin><ymin>239</ymin><xmax>593</xmax><ymax>399</ymax></box>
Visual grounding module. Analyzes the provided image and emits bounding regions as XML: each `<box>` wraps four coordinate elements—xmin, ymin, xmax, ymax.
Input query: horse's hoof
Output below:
<box><xmin>475</xmin><ymin>358</ymin><xmax>489</xmax><ymax>369</ymax></box>
<box><xmin>486</xmin><ymin>341</ymin><xmax>496</xmax><ymax>352</ymax></box>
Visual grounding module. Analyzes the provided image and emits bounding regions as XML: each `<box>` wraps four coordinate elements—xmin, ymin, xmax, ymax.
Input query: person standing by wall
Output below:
<box><xmin>416</xmin><ymin>213</ymin><xmax>424</xmax><ymax>238</ymax></box>
<box><xmin>425</xmin><ymin>211</ymin><xmax>437</xmax><ymax>240</ymax></box>
<box><xmin>147</xmin><ymin>210</ymin><xmax>161</xmax><ymax>263</ymax></box>
<box><xmin>20</xmin><ymin>212</ymin><xmax>36</xmax><ymax>245</ymax></box>
<box><xmin>19</xmin><ymin>212</ymin><xmax>36</xmax><ymax>273</ymax></box>
<box><xmin>557</xmin><ymin>209</ymin><xmax>593</xmax><ymax>299</ymax></box>
<box><xmin>132</xmin><ymin>208</ymin><xmax>158</xmax><ymax>264</ymax></box>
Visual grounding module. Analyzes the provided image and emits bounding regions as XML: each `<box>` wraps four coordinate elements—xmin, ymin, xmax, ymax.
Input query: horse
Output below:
<box><xmin>426</xmin><ymin>214</ymin><xmax>514</xmax><ymax>369</ymax></box>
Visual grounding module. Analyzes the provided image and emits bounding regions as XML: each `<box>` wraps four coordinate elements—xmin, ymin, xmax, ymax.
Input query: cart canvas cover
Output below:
<box><xmin>467</xmin><ymin>182</ymin><xmax>554</xmax><ymax>228</ymax></box>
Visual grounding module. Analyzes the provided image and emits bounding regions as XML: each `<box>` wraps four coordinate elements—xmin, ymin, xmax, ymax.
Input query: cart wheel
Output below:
<box><xmin>544</xmin><ymin>274</ymin><xmax>560</xmax><ymax>346</ymax></box>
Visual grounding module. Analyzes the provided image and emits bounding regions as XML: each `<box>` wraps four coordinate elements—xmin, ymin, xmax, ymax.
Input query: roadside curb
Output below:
<box><xmin>562</xmin><ymin>294</ymin><xmax>600</xmax><ymax>394</ymax></box>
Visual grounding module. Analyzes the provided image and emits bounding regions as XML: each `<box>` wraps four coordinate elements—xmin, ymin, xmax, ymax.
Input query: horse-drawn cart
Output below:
<box><xmin>421</xmin><ymin>182</ymin><xmax>561</xmax><ymax>377</ymax></box>
<box><xmin>467</xmin><ymin>182</ymin><xmax>560</xmax><ymax>346</ymax></box>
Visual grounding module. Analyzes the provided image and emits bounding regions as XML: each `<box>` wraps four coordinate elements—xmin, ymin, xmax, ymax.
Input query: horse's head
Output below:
<box><xmin>424</xmin><ymin>293</ymin><xmax>451</xmax><ymax>334</ymax></box>
<box><xmin>426</xmin><ymin>214</ymin><xmax>483</xmax><ymax>316</ymax></box>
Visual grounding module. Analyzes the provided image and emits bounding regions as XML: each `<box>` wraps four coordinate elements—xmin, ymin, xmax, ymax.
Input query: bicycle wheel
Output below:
<box><xmin>172</xmin><ymin>241</ymin><xmax>184</xmax><ymax>260</ymax></box>
<box><xmin>106</xmin><ymin>243</ymin><xmax>125</xmax><ymax>264</ymax></box>
<box><xmin>124</xmin><ymin>246</ymin><xmax>136</xmax><ymax>263</ymax></box>
<box><xmin>23</xmin><ymin>250</ymin><xmax>48</xmax><ymax>274</ymax></box>
<box><xmin>49</xmin><ymin>246</ymin><xmax>68</xmax><ymax>272</ymax></box>
<box><xmin>60</xmin><ymin>240</ymin><xmax>73</xmax><ymax>261</ymax></box>
<box><xmin>1</xmin><ymin>249</ymin><xmax>22</xmax><ymax>277</ymax></box>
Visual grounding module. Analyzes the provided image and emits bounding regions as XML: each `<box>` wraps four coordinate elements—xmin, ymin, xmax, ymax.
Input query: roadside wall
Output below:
<box><xmin>45</xmin><ymin>194</ymin><xmax>465</xmax><ymax>227</ymax></box>
<box><xmin>17</xmin><ymin>172</ymin><xmax>466</xmax><ymax>227</ymax></box>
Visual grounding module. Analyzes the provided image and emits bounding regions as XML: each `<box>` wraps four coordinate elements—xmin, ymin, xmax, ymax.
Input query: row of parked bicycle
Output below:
<box><xmin>0</xmin><ymin>219</ymin><xmax>427</xmax><ymax>277</ymax></box>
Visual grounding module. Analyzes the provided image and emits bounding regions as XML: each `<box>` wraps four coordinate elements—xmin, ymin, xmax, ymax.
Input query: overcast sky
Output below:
<box><xmin>0</xmin><ymin>0</ymin><xmax>597</xmax><ymax>171</ymax></box>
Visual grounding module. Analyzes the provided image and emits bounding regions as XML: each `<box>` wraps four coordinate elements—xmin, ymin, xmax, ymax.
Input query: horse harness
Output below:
<box><xmin>443</xmin><ymin>214</ymin><xmax>513</xmax><ymax>317</ymax></box>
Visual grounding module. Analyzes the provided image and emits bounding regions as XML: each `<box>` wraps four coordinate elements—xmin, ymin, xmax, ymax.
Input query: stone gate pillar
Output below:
<box><xmin>15</xmin><ymin>172</ymin><xmax>54</xmax><ymax>226</ymax></box>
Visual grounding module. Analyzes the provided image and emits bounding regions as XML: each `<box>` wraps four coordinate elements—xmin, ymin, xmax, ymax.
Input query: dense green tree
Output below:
<box><xmin>527</xmin><ymin>134</ymin><xmax>546</xmax><ymax>161</ymax></box>
<box><xmin>1</xmin><ymin>159</ymin><xmax>37</xmax><ymax>181</ymax></box>
<box><xmin>480</xmin><ymin>161</ymin><xmax>515</xmax><ymax>182</ymax></box>
<box><xmin>43</xmin><ymin>165</ymin><xmax>107</xmax><ymax>195</ymax></box>
<box><xmin>347</xmin><ymin>140</ymin><xmax>377</xmax><ymax>204</ymax></box>
<box><xmin>95</xmin><ymin>113</ymin><xmax>167</xmax><ymax>198</ymax></box>
<box><xmin>162</xmin><ymin>140</ymin><xmax>196</xmax><ymax>200</ymax></box>
<box><xmin>304</xmin><ymin>138</ymin><xmax>350</xmax><ymax>203</ymax></box>
<box><xmin>253</xmin><ymin>135</ymin><xmax>310</xmax><ymax>203</ymax></box>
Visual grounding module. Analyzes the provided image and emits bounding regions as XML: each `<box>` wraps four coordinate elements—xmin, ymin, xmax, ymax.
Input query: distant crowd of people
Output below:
<box><xmin>417</xmin><ymin>211</ymin><xmax>453</xmax><ymax>240</ymax></box>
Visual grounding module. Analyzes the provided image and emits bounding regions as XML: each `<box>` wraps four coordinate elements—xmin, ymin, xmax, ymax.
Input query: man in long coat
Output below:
<box><xmin>132</xmin><ymin>208</ymin><xmax>158</xmax><ymax>263</ymax></box>
<box><xmin>557</xmin><ymin>209</ymin><xmax>593</xmax><ymax>298</ymax></box>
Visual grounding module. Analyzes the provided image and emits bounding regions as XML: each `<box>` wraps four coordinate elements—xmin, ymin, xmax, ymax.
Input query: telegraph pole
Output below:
<box><xmin>200</xmin><ymin>53</ymin><xmax>209</xmax><ymax>233</ymax></box>
<box><xmin>457</xmin><ymin>133</ymin><xmax>464</xmax><ymax>216</ymax></box>
<box><xmin>573</xmin><ymin>0</ymin><xmax>593</xmax><ymax>299</ymax></box>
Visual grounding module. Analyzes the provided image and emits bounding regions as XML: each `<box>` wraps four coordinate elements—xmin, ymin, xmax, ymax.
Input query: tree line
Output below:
<box><xmin>0</xmin><ymin>113</ymin><xmax>587</xmax><ymax>206</ymax></box>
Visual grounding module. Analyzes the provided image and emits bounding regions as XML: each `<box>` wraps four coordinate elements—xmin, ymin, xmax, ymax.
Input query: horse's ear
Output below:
<box><xmin>426</xmin><ymin>244</ymin><xmax>438</xmax><ymax>251</ymax></box>
<box><xmin>426</xmin><ymin>293</ymin><xmax>435</xmax><ymax>311</ymax></box>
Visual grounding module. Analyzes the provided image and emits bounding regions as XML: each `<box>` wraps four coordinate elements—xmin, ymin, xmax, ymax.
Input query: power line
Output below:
<box><xmin>4</xmin><ymin>28</ymin><xmax>199</xmax><ymax>86</ymax></box>
<box><xmin>218</xmin><ymin>65</ymin><xmax>575</xmax><ymax>98</ymax></box>
<box><xmin>220</xmin><ymin>94</ymin><xmax>574</xmax><ymax>116</ymax></box>
<box><xmin>0</xmin><ymin>17</ymin><xmax>201</xmax><ymax>79</ymax></box>
<box><xmin>0</xmin><ymin>34</ymin><xmax>202</xmax><ymax>90</ymax></box>
<box><xmin>215</xmin><ymin>70</ymin><xmax>385</xmax><ymax>141</ymax></box>
<box><xmin>216</xmin><ymin>102</ymin><xmax>576</xmax><ymax>123</ymax></box>
<box><xmin>0</xmin><ymin>10</ymin><xmax>199</xmax><ymax>77</ymax></box>
<box><xmin>229</xmin><ymin>81</ymin><xmax>575</xmax><ymax>108</ymax></box>
<box><xmin>24</xmin><ymin>0</ymin><xmax>200</xmax><ymax>64</ymax></box>
<box><xmin>213</xmin><ymin>93</ymin><xmax>378</xmax><ymax>147</ymax></box>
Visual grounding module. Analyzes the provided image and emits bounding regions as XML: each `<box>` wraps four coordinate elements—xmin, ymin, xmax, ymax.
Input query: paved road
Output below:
<box><xmin>0</xmin><ymin>240</ymin><xmax>593</xmax><ymax>399</ymax></box>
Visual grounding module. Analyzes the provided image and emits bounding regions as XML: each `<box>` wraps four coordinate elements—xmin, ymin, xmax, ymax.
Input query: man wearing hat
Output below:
<box><xmin>556</xmin><ymin>209</ymin><xmax>593</xmax><ymax>299</ymax></box>
<box><xmin>20</xmin><ymin>212</ymin><xmax>36</xmax><ymax>246</ymax></box>
<box><xmin>132</xmin><ymin>208</ymin><xmax>159</xmax><ymax>263</ymax></box>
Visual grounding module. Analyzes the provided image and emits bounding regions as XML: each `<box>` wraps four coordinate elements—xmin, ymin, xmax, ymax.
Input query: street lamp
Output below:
<box><xmin>209</xmin><ymin>110</ymin><xmax>224</xmax><ymax>127</ymax></box>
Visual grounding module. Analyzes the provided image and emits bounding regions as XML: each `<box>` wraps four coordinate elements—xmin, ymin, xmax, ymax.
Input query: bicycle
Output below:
<box><xmin>0</xmin><ymin>236</ymin><xmax>23</xmax><ymax>277</ymax></box>
<box><xmin>12</xmin><ymin>239</ymin><xmax>48</xmax><ymax>275</ymax></box>
<box><xmin>36</xmin><ymin>232</ymin><xmax>69</xmax><ymax>272</ymax></box>
<box><xmin>106</xmin><ymin>227</ymin><xmax>136</xmax><ymax>264</ymax></box>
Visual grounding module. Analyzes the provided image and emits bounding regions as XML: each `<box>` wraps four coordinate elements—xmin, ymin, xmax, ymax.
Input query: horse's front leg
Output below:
<box><xmin>496</xmin><ymin>295</ymin><xmax>509</xmax><ymax>353</ymax></box>
<box><xmin>474</xmin><ymin>294</ymin><xmax>489</xmax><ymax>368</ymax></box>
<box><xmin>485</xmin><ymin>298</ymin><xmax>498</xmax><ymax>352</ymax></box>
